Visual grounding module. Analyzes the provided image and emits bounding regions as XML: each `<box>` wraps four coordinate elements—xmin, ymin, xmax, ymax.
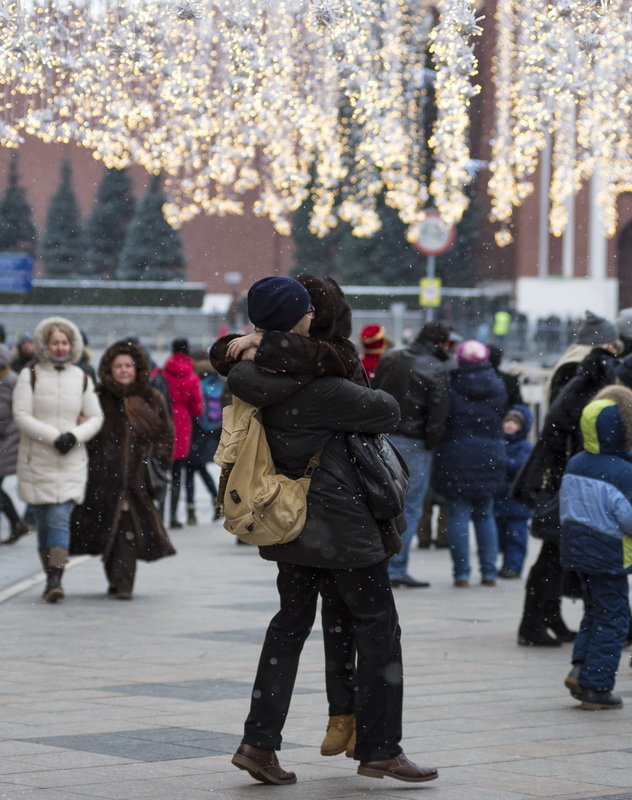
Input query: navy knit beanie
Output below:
<box><xmin>247</xmin><ymin>277</ymin><xmax>311</xmax><ymax>332</ymax></box>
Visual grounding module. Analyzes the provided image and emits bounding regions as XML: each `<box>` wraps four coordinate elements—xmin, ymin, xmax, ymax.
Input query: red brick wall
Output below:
<box><xmin>0</xmin><ymin>135</ymin><xmax>294</xmax><ymax>294</ymax></box>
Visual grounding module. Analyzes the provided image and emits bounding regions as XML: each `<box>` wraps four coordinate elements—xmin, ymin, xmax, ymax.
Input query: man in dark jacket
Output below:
<box><xmin>513</xmin><ymin>329</ymin><xmax>622</xmax><ymax>646</ymax></box>
<box><xmin>223</xmin><ymin>277</ymin><xmax>438</xmax><ymax>787</ymax></box>
<box><xmin>372</xmin><ymin>322</ymin><xmax>452</xmax><ymax>587</ymax></box>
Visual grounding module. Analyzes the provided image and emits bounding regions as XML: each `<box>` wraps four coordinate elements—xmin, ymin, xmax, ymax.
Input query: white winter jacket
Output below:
<box><xmin>12</xmin><ymin>317</ymin><xmax>103</xmax><ymax>505</ymax></box>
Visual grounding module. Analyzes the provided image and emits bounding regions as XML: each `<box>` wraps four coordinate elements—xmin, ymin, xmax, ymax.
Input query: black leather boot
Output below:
<box><xmin>43</xmin><ymin>568</ymin><xmax>64</xmax><ymax>603</ymax></box>
<box><xmin>518</xmin><ymin>575</ymin><xmax>561</xmax><ymax>646</ymax></box>
<box><xmin>545</xmin><ymin>603</ymin><xmax>577</xmax><ymax>642</ymax></box>
<box><xmin>42</xmin><ymin>546</ymin><xmax>67</xmax><ymax>603</ymax></box>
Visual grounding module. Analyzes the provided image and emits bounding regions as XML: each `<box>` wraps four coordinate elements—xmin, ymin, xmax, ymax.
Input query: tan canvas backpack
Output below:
<box><xmin>214</xmin><ymin>396</ymin><xmax>325</xmax><ymax>545</ymax></box>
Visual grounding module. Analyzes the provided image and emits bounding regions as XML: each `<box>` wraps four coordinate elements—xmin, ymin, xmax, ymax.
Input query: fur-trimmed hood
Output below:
<box><xmin>592</xmin><ymin>384</ymin><xmax>632</xmax><ymax>449</ymax></box>
<box><xmin>98</xmin><ymin>340</ymin><xmax>151</xmax><ymax>393</ymax></box>
<box><xmin>33</xmin><ymin>316</ymin><xmax>83</xmax><ymax>364</ymax></box>
<box><xmin>296</xmin><ymin>274</ymin><xmax>352</xmax><ymax>339</ymax></box>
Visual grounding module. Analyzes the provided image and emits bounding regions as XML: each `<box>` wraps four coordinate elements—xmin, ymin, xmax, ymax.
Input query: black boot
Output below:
<box><xmin>186</xmin><ymin>504</ymin><xmax>197</xmax><ymax>526</ymax></box>
<box><xmin>42</xmin><ymin>546</ymin><xmax>67</xmax><ymax>603</ymax></box>
<box><xmin>580</xmin><ymin>689</ymin><xmax>623</xmax><ymax>710</ymax></box>
<box><xmin>518</xmin><ymin>625</ymin><xmax>561</xmax><ymax>647</ymax></box>
<box><xmin>170</xmin><ymin>463</ymin><xmax>182</xmax><ymax>528</ymax></box>
<box><xmin>518</xmin><ymin>574</ymin><xmax>561</xmax><ymax>647</ymax></box>
<box><xmin>43</xmin><ymin>568</ymin><xmax>64</xmax><ymax>603</ymax></box>
<box><xmin>6</xmin><ymin>520</ymin><xmax>30</xmax><ymax>544</ymax></box>
<box><xmin>544</xmin><ymin>603</ymin><xmax>577</xmax><ymax>642</ymax></box>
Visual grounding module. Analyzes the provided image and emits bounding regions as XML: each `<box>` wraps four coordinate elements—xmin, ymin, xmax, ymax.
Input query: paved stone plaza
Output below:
<box><xmin>1</xmin><ymin>517</ymin><xmax>631</xmax><ymax>800</ymax></box>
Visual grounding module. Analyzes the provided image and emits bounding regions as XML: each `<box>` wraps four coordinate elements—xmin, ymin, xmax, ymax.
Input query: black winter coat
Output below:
<box><xmin>433</xmin><ymin>362</ymin><xmax>507</xmax><ymax>499</ymax></box>
<box><xmin>541</xmin><ymin>348</ymin><xmax>619</xmax><ymax>462</ymax></box>
<box><xmin>512</xmin><ymin>347</ymin><xmax>619</xmax><ymax>514</ymax></box>
<box><xmin>372</xmin><ymin>339</ymin><xmax>452</xmax><ymax>447</ymax></box>
<box><xmin>227</xmin><ymin>361</ymin><xmax>400</xmax><ymax>569</ymax></box>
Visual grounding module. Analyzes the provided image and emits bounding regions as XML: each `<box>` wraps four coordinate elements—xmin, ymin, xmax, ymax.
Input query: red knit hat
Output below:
<box><xmin>360</xmin><ymin>324</ymin><xmax>387</xmax><ymax>354</ymax></box>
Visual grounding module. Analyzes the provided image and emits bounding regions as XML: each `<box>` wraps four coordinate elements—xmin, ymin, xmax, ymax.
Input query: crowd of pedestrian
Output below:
<box><xmin>1</xmin><ymin>291</ymin><xmax>632</xmax><ymax>786</ymax></box>
<box><xmin>0</xmin><ymin>319</ymin><xmax>224</xmax><ymax>601</ymax></box>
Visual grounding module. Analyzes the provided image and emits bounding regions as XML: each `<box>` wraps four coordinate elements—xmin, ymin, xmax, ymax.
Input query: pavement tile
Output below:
<box><xmin>2</xmin><ymin>520</ymin><xmax>632</xmax><ymax>800</ymax></box>
<box><xmin>0</xmin><ymin>788</ymin><xmax>102</xmax><ymax>800</ymax></box>
<box><xmin>0</xmin><ymin>761</ymin><xmax>204</xmax><ymax>789</ymax></box>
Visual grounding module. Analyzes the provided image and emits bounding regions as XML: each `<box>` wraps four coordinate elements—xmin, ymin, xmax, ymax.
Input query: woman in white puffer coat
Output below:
<box><xmin>12</xmin><ymin>316</ymin><xmax>103</xmax><ymax>602</ymax></box>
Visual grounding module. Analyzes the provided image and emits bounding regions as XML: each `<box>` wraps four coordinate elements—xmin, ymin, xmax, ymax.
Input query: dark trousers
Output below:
<box><xmin>104</xmin><ymin>512</ymin><xmax>137</xmax><ymax>594</ymax></box>
<box><xmin>0</xmin><ymin>477</ymin><xmax>19</xmax><ymax>528</ymax></box>
<box><xmin>320</xmin><ymin>574</ymin><xmax>356</xmax><ymax>716</ymax></box>
<box><xmin>496</xmin><ymin>516</ymin><xmax>529</xmax><ymax>574</ymax></box>
<box><xmin>573</xmin><ymin>572</ymin><xmax>630</xmax><ymax>692</ymax></box>
<box><xmin>184</xmin><ymin>464</ymin><xmax>217</xmax><ymax>505</ymax></box>
<box><xmin>170</xmin><ymin>459</ymin><xmax>185</xmax><ymax>522</ymax></box>
<box><xmin>242</xmin><ymin>560</ymin><xmax>403</xmax><ymax>762</ymax></box>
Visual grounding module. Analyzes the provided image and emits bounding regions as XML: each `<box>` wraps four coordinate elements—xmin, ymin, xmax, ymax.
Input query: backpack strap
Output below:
<box><xmin>303</xmin><ymin>433</ymin><xmax>336</xmax><ymax>478</ymax></box>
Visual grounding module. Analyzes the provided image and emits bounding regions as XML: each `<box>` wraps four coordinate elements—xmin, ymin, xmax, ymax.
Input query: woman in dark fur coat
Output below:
<box><xmin>70</xmin><ymin>341</ymin><xmax>176</xmax><ymax>599</ymax></box>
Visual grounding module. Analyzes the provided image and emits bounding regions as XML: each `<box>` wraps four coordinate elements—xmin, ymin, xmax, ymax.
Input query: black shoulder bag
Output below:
<box><xmin>346</xmin><ymin>432</ymin><xmax>409</xmax><ymax>520</ymax></box>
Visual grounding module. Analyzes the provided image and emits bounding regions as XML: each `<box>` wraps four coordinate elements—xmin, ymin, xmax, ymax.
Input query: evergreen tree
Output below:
<box><xmin>39</xmin><ymin>159</ymin><xmax>84</xmax><ymax>277</ymax></box>
<box><xmin>85</xmin><ymin>167</ymin><xmax>135</xmax><ymax>278</ymax></box>
<box><xmin>118</xmin><ymin>173</ymin><xmax>185</xmax><ymax>281</ymax></box>
<box><xmin>292</xmin><ymin>191</ymin><xmax>424</xmax><ymax>285</ymax></box>
<box><xmin>336</xmin><ymin>195</ymin><xmax>424</xmax><ymax>285</ymax></box>
<box><xmin>0</xmin><ymin>151</ymin><xmax>37</xmax><ymax>255</ymax></box>
<box><xmin>290</xmin><ymin>194</ymin><xmax>342</xmax><ymax>278</ymax></box>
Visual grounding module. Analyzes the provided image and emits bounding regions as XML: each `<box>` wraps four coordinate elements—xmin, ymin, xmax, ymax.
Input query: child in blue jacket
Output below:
<box><xmin>559</xmin><ymin>387</ymin><xmax>632</xmax><ymax>710</ymax></box>
<box><xmin>495</xmin><ymin>405</ymin><xmax>533</xmax><ymax>578</ymax></box>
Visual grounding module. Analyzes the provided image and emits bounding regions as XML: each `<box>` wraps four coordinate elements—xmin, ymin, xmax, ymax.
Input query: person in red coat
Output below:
<box><xmin>161</xmin><ymin>338</ymin><xmax>203</xmax><ymax>528</ymax></box>
<box><xmin>359</xmin><ymin>324</ymin><xmax>387</xmax><ymax>382</ymax></box>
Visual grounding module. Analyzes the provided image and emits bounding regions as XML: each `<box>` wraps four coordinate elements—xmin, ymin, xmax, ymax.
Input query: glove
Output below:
<box><xmin>54</xmin><ymin>433</ymin><xmax>77</xmax><ymax>454</ymax></box>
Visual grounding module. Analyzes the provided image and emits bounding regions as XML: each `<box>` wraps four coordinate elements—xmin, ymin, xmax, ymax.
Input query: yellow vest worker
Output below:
<box><xmin>493</xmin><ymin>310</ymin><xmax>511</xmax><ymax>337</ymax></box>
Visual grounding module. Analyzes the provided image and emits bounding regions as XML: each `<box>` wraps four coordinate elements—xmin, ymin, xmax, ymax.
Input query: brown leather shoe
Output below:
<box><xmin>231</xmin><ymin>743</ymin><xmax>297</xmax><ymax>785</ymax></box>
<box><xmin>358</xmin><ymin>754</ymin><xmax>438</xmax><ymax>783</ymax></box>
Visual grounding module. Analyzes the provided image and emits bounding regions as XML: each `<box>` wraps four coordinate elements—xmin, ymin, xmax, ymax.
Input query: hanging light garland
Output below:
<box><xmin>1</xmin><ymin>1</ymin><xmax>630</xmax><ymax>242</ymax></box>
<box><xmin>1</xmin><ymin>0</ymin><xmax>442</xmax><ymax>236</ymax></box>
<box><xmin>488</xmin><ymin>0</ymin><xmax>632</xmax><ymax>244</ymax></box>
<box><xmin>427</xmin><ymin>0</ymin><xmax>482</xmax><ymax>226</ymax></box>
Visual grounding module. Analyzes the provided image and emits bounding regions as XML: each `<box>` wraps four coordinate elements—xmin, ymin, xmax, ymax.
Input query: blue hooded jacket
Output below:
<box><xmin>495</xmin><ymin>404</ymin><xmax>534</xmax><ymax>519</ymax></box>
<box><xmin>560</xmin><ymin>399</ymin><xmax>632</xmax><ymax>575</ymax></box>
<box><xmin>433</xmin><ymin>361</ymin><xmax>507</xmax><ymax>499</ymax></box>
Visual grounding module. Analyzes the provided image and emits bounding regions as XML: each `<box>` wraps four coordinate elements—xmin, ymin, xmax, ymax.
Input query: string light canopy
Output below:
<box><xmin>488</xmin><ymin>0</ymin><xmax>632</xmax><ymax>246</ymax></box>
<box><xmin>0</xmin><ymin>0</ymin><xmax>630</xmax><ymax>245</ymax></box>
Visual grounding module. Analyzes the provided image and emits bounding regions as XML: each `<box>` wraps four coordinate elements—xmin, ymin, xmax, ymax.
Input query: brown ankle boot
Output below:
<box><xmin>320</xmin><ymin>714</ymin><xmax>355</xmax><ymax>756</ymax></box>
<box><xmin>43</xmin><ymin>547</ymin><xmax>67</xmax><ymax>603</ymax></box>
<box><xmin>186</xmin><ymin>504</ymin><xmax>197</xmax><ymax>525</ymax></box>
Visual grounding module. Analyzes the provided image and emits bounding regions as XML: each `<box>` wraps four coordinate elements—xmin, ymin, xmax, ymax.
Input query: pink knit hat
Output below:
<box><xmin>456</xmin><ymin>339</ymin><xmax>490</xmax><ymax>364</ymax></box>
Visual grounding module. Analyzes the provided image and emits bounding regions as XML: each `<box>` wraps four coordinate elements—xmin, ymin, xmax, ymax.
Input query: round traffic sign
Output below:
<box><xmin>409</xmin><ymin>210</ymin><xmax>456</xmax><ymax>256</ymax></box>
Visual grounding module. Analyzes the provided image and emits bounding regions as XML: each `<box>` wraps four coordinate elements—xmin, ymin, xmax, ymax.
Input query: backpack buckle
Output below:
<box><xmin>304</xmin><ymin>455</ymin><xmax>321</xmax><ymax>478</ymax></box>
